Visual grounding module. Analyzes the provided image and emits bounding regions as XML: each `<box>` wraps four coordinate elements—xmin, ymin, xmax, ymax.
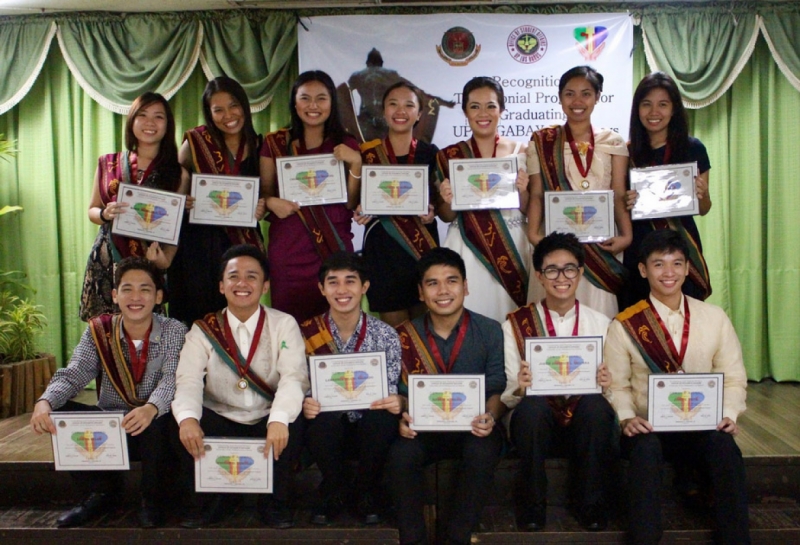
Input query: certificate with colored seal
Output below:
<box><xmin>189</xmin><ymin>173</ymin><xmax>259</xmax><ymax>228</ymax></box>
<box><xmin>524</xmin><ymin>336</ymin><xmax>602</xmax><ymax>396</ymax></box>
<box><xmin>276</xmin><ymin>154</ymin><xmax>347</xmax><ymax>206</ymax></box>
<box><xmin>195</xmin><ymin>438</ymin><xmax>273</xmax><ymax>493</ymax></box>
<box><xmin>50</xmin><ymin>412</ymin><xmax>129</xmax><ymax>471</ymax></box>
<box><xmin>630</xmin><ymin>162</ymin><xmax>699</xmax><ymax>220</ymax></box>
<box><xmin>544</xmin><ymin>189</ymin><xmax>614</xmax><ymax>243</ymax></box>
<box><xmin>360</xmin><ymin>165</ymin><xmax>429</xmax><ymax>215</ymax></box>
<box><xmin>408</xmin><ymin>374</ymin><xmax>485</xmax><ymax>432</ymax></box>
<box><xmin>112</xmin><ymin>183</ymin><xmax>186</xmax><ymax>245</ymax></box>
<box><xmin>449</xmin><ymin>157</ymin><xmax>520</xmax><ymax>211</ymax></box>
<box><xmin>647</xmin><ymin>373</ymin><xmax>723</xmax><ymax>432</ymax></box>
<box><xmin>309</xmin><ymin>351</ymin><xmax>389</xmax><ymax>412</ymax></box>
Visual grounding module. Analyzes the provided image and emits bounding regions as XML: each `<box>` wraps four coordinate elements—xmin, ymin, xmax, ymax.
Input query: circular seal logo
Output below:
<box><xmin>507</xmin><ymin>25</ymin><xmax>548</xmax><ymax>64</ymax></box>
<box><xmin>437</xmin><ymin>27</ymin><xmax>481</xmax><ymax>66</ymax></box>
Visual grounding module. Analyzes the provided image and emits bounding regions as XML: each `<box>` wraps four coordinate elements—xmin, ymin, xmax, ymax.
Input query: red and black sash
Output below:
<box><xmin>506</xmin><ymin>304</ymin><xmax>581</xmax><ymax>426</ymax></box>
<box><xmin>263</xmin><ymin>128</ymin><xmax>346</xmax><ymax>260</ymax></box>
<box><xmin>436</xmin><ymin>141</ymin><xmax>528</xmax><ymax>306</ymax></box>
<box><xmin>184</xmin><ymin>127</ymin><xmax>266</xmax><ymax>252</ymax></box>
<box><xmin>98</xmin><ymin>152</ymin><xmax>152</xmax><ymax>261</ymax></box>
<box><xmin>532</xmin><ymin>126</ymin><xmax>628</xmax><ymax>295</ymax></box>
<box><xmin>88</xmin><ymin>314</ymin><xmax>147</xmax><ymax>408</ymax></box>
<box><xmin>196</xmin><ymin>310</ymin><xmax>275</xmax><ymax>402</ymax></box>
<box><xmin>299</xmin><ymin>314</ymin><xmax>339</xmax><ymax>356</ymax></box>
<box><xmin>395</xmin><ymin>319</ymin><xmax>439</xmax><ymax>395</ymax></box>
<box><xmin>615</xmin><ymin>298</ymin><xmax>688</xmax><ymax>375</ymax></box>
<box><xmin>361</xmin><ymin>138</ymin><xmax>437</xmax><ymax>260</ymax></box>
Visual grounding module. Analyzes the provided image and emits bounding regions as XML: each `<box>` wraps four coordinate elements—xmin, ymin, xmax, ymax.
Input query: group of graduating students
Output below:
<box><xmin>26</xmin><ymin>62</ymin><xmax>750</xmax><ymax>545</ymax></box>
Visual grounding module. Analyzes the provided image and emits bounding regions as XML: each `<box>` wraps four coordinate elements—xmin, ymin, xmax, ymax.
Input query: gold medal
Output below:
<box><xmin>580</xmin><ymin>179</ymin><xmax>590</xmax><ymax>189</ymax></box>
<box><xmin>237</xmin><ymin>378</ymin><xmax>248</xmax><ymax>391</ymax></box>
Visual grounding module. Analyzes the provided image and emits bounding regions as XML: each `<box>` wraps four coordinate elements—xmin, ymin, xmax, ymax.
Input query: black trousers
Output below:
<box><xmin>510</xmin><ymin>394</ymin><xmax>616</xmax><ymax>516</ymax></box>
<box><xmin>387</xmin><ymin>428</ymin><xmax>503</xmax><ymax>544</ymax></box>
<box><xmin>170</xmin><ymin>407</ymin><xmax>303</xmax><ymax>508</ymax></box>
<box><xmin>622</xmin><ymin>430</ymin><xmax>751</xmax><ymax>545</ymax></box>
<box><xmin>305</xmin><ymin>409</ymin><xmax>398</xmax><ymax>500</ymax></box>
<box><xmin>56</xmin><ymin>400</ymin><xmax>169</xmax><ymax>504</ymax></box>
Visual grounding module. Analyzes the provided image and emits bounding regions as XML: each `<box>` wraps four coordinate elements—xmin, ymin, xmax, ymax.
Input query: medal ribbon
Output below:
<box><xmin>541</xmin><ymin>300</ymin><xmax>580</xmax><ymax>337</ymax></box>
<box><xmin>222</xmin><ymin>137</ymin><xmax>246</xmax><ymax>175</ymax></box>
<box><xmin>424</xmin><ymin>310</ymin><xmax>471</xmax><ymax>374</ymax></box>
<box><xmin>123</xmin><ymin>322</ymin><xmax>152</xmax><ymax>384</ymax></box>
<box><xmin>469</xmin><ymin>134</ymin><xmax>500</xmax><ymax>159</ymax></box>
<box><xmin>651</xmin><ymin>142</ymin><xmax>672</xmax><ymax>167</ymax></box>
<box><xmin>563</xmin><ymin>124</ymin><xmax>595</xmax><ymax>181</ymax></box>
<box><xmin>223</xmin><ymin>307</ymin><xmax>266</xmax><ymax>382</ymax></box>
<box><xmin>647</xmin><ymin>296</ymin><xmax>690</xmax><ymax>368</ymax></box>
<box><xmin>325</xmin><ymin>311</ymin><xmax>368</xmax><ymax>352</ymax></box>
<box><xmin>130</xmin><ymin>152</ymin><xmax>157</xmax><ymax>186</ymax></box>
<box><xmin>385</xmin><ymin>137</ymin><xmax>417</xmax><ymax>165</ymax></box>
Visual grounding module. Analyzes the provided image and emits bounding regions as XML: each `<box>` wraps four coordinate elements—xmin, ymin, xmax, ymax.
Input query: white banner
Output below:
<box><xmin>299</xmin><ymin>13</ymin><xmax>634</xmax><ymax>148</ymax></box>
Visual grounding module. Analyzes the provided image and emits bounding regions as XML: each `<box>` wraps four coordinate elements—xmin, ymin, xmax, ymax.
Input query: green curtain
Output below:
<box><xmin>57</xmin><ymin>14</ymin><xmax>202</xmax><ymax>113</ymax></box>
<box><xmin>0</xmin><ymin>20</ymin><xmax>56</xmax><ymax>114</ymax></box>
<box><xmin>759</xmin><ymin>7</ymin><xmax>800</xmax><ymax>92</ymax></box>
<box><xmin>641</xmin><ymin>9</ymin><xmax>760</xmax><ymax>107</ymax></box>
<box><xmin>199</xmin><ymin>11</ymin><xmax>297</xmax><ymax>112</ymax></box>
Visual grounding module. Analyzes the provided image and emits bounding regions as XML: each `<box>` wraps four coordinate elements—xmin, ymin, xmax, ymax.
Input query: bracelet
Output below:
<box><xmin>99</xmin><ymin>205</ymin><xmax>111</xmax><ymax>224</ymax></box>
<box><xmin>348</xmin><ymin>169</ymin><xmax>361</xmax><ymax>179</ymax></box>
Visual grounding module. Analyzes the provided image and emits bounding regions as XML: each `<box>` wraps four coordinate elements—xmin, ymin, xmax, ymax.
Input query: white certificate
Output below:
<box><xmin>111</xmin><ymin>183</ymin><xmax>186</xmax><ymax>245</ymax></box>
<box><xmin>360</xmin><ymin>165</ymin><xmax>429</xmax><ymax>215</ymax></box>
<box><xmin>631</xmin><ymin>162</ymin><xmax>699</xmax><ymax>220</ymax></box>
<box><xmin>524</xmin><ymin>336</ymin><xmax>603</xmax><ymax>396</ymax></box>
<box><xmin>544</xmin><ymin>190</ymin><xmax>614</xmax><ymax>243</ymax></box>
<box><xmin>189</xmin><ymin>174</ymin><xmax>259</xmax><ymax>228</ymax></box>
<box><xmin>276</xmin><ymin>154</ymin><xmax>347</xmax><ymax>206</ymax></box>
<box><xmin>195</xmin><ymin>438</ymin><xmax>273</xmax><ymax>493</ymax></box>
<box><xmin>409</xmin><ymin>374</ymin><xmax>485</xmax><ymax>432</ymax></box>
<box><xmin>50</xmin><ymin>412</ymin><xmax>129</xmax><ymax>471</ymax></box>
<box><xmin>647</xmin><ymin>373</ymin><xmax>724</xmax><ymax>432</ymax></box>
<box><xmin>309</xmin><ymin>351</ymin><xmax>390</xmax><ymax>412</ymax></box>
<box><xmin>449</xmin><ymin>157</ymin><xmax>520</xmax><ymax>211</ymax></box>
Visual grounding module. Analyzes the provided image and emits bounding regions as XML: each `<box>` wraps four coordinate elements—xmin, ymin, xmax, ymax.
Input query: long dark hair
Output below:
<box><xmin>288</xmin><ymin>70</ymin><xmax>347</xmax><ymax>145</ymax></box>
<box><xmin>124</xmin><ymin>92</ymin><xmax>180</xmax><ymax>191</ymax></box>
<box><xmin>201</xmin><ymin>77</ymin><xmax>259</xmax><ymax>161</ymax></box>
<box><xmin>629</xmin><ymin>72</ymin><xmax>690</xmax><ymax>167</ymax></box>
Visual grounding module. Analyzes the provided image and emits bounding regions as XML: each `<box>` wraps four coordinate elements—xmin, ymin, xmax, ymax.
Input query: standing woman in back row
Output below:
<box><xmin>168</xmin><ymin>77</ymin><xmax>266</xmax><ymax>325</ymax></box>
<box><xmin>260</xmin><ymin>70</ymin><xmax>362</xmax><ymax>324</ymax></box>
<box><xmin>527</xmin><ymin>65</ymin><xmax>631</xmax><ymax>319</ymax></box>
<box><xmin>622</xmin><ymin>72</ymin><xmax>712</xmax><ymax>308</ymax></box>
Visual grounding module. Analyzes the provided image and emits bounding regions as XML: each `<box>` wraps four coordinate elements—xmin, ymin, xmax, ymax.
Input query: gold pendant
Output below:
<box><xmin>237</xmin><ymin>378</ymin><xmax>248</xmax><ymax>391</ymax></box>
<box><xmin>580</xmin><ymin>179</ymin><xmax>590</xmax><ymax>189</ymax></box>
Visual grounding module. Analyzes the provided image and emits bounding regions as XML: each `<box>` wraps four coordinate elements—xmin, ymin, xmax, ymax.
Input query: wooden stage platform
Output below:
<box><xmin>0</xmin><ymin>380</ymin><xmax>796</xmax><ymax>544</ymax></box>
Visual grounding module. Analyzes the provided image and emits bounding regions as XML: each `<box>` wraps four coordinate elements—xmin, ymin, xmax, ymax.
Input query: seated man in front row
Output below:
<box><xmin>30</xmin><ymin>257</ymin><xmax>187</xmax><ymax>528</ymax></box>
<box><xmin>387</xmin><ymin>247</ymin><xmax>506</xmax><ymax>545</ymax></box>
<box><xmin>171</xmin><ymin>244</ymin><xmax>309</xmax><ymax>529</ymax></box>
<box><xmin>605</xmin><ymin>230</ymin><xmax>750</xmax><ymax>545</ymax></box>
<box><xmin>300</xmin><ymin>251</ymin><xmax>401</xmax><ymax>525</ymax></box>
<box><xmin>502</xmin><ymin>232</ymin><xmax>615</xmax><ymax>532</ymax></box>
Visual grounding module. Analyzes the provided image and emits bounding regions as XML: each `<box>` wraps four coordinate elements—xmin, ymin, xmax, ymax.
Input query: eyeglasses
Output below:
<box><xmin>540</xmin><ymin>265</ymin><xmax>580</xmax><ymax>280</ymax></box>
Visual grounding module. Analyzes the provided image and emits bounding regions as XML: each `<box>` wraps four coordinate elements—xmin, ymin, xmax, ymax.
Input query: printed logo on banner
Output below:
<box><xmin>436</xmin><ymin>27</ymin><xmax>481</xmax><ymax>66</ymax></box>
<box><xmin>574</xmin><ymin>26</ymin><xmax>608</xmax><ymax>61</ymax></box>
<box><xmin>507</xmin><ymin>25</ymin><xmax>548</xmax><ymax>64</ymax></box>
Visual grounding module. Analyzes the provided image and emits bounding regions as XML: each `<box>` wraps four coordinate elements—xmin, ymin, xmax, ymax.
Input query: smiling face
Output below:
<box><xmin>219</xmin><ymin>256</ymin><xmax>270</xmax><ymax>319</ymax></box>
<box><xmin>383</xmin><ymin>86</ymin><xmax>421</xmax><ymax>136</ymax></box>
<box><xmin>465</xmin><ymin>86</ymin><xmax>502</xmax><ymax>139</ymax></box>
<box><xmin>319</xmin><ymin>268</ymin><xmax>369</xmax><ymax>318</ymax></box>
<box><xmin>295</xmin><ymin>80</ymin><xmax>332</xmax><ymax>129</ymax></box>
<box><xmin>209</xmin><ymin>91</ymin><xmax>245</xmax><ymax>138</ymax></box>
<box><xmin>112</xmin><ymin>269</ymin><xmax>163</xmax><ymax>325</ymax></box>
<box><xmin>638</xmin><ymin>87</ymin><xmax>674</xmax><ymax>143</ymax></box>
<box><xmin>418</xmin><ymin>264</ymin><xmax>468</xmax><ymax>319</ymax></box>
<box><xmin>639</xmin><ymin>250</ymin><xmax>688</xmax><ymax>305</ymax></box>
<box><xmin>535</xmin><ymin>249</ymin><xmax>583</xmax><ymax>306</ymax></box>
<box><xmin>131</xmin><ymin>102</ymin><xmax>167</xmax><ymax>147</ymax></box>
<box><xmin>560</xmin><ymin>76</ymin><xmax>599</xmax><ymax>124</ymax></box>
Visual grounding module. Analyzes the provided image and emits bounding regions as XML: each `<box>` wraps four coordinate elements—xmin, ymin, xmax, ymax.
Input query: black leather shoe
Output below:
<box><xmin>179</xmin><ymin>495</ymin><xmax>226</xmax><ymax>529</ymax></box>
<box><xmin>580</xmin><ymin>504</ymin><xmax>608</xmax><ymax>531</ymax></box>
<box><xmin>517</xmin><ymin>504</ymin><xmax>546</xmax><ymax>531</ymax></box>
<box><xmin>260</xmin><ymin>499</ymin><xmax>294</xmax><ymax>529</ymax></box>
<box><xmin>311</xmin><ymin>493</ymin><xmax>344</xmax><ymax>526</ymax></box>
<box><xmin>56</xmin><ymin>492</ymin><xmax>114</xmax><ymax>528</ymax></box>
<box><xmin>137</xmin><ymin>500</ymin><xmax>162</xmax><ymax>529</ymax></box>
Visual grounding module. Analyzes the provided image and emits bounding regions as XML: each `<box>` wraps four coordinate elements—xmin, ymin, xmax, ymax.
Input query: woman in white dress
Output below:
<box><xmin>436</xmin><ymin>77</ymin><xmax>532</xmax><ymax>322</ymax></box>
<box><xmin>527</xmin><ymin>66</ymin><xmax>631</xmax><ymax>319</ymax></box>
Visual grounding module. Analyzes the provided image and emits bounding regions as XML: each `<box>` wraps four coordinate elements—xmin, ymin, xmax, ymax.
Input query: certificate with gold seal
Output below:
<box><xmin>50</xmin><ymin>412</ymin><xmax>130</xmax><ymax>471</ymax></box>
<box><xmin>449</xmin><ymin>157</ymin><xmax>520</xmax><ymax>211</ymax></box>
<box><xmin>195</xmin><ymin>438</ymin><xmax>273</xmax><ymax>493</ymax></box>
<box><xmin>309</xmin><ymin>351</ymin><xmax>390</xmax><ymax>412</ymax></box>
<box><xmin>630</xmin><ymin>162</ymin><xmax>699</xmax><ymax>220</ymax></box>
<box><xmin>360</xmin><ymin>165</ymin><xmax>429</xmax><ymax>215</ymax></box>
<box><xmin>189</xmin><ymin>173</ymin><xmax>259</xmax><ymax>228</ymax></box>
<box><xmin>544</xmin><ymin>190</ymin><xmax>614</xmax><ymax>243</ymax></box>
<box><xmin>408</xmin><ymin>374</ymin><xmax>485</xmax><ymax>432</ymax></box>
<box><xmin>276</xmin><ymin>154</ymin><xmax>347</xmax><ymax>206</ymax></box>
<box><xmin>524</xmin><ymin>336</ymin><xmax>602</xmax><ymax>396</ymax></box>
<box><xmin>112</xmin><ymin>183</ymin><xmax>186</xmax><ymax>245</ymax></box>
<box><xmin>647</xmin><ymin>373</ymin><xmax>723</xmax><ymax>432</ymax></box>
